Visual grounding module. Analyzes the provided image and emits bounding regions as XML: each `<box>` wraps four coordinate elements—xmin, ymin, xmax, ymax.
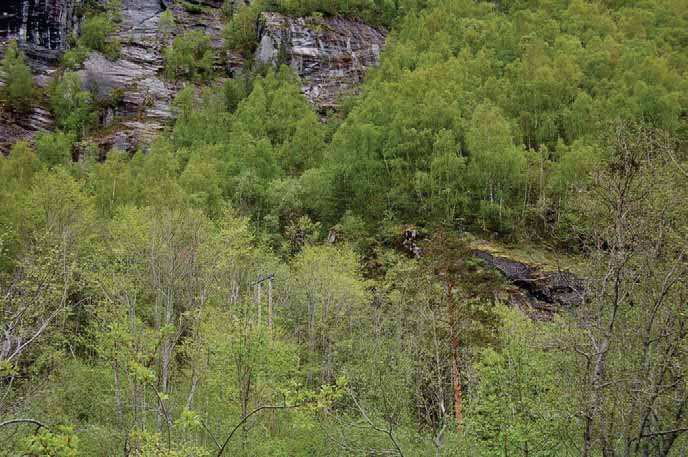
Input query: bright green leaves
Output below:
<box><xmin>129</xmin><ymin>361</ymin><xmax>156</xmax><ymax>385</ymax></box>
<box><xmin>224</xmin><ymin>3</ymin><xmax>262</xmax><ymax>56</ymax></box>
<box><xmin>49</xmin><ymin>72</ymin><xmax>98</xmax><ymax>139</ymax></box>
<box><xmin>287</xmin><ymin>244</ymin><xmax>369</xmax><ymax>383</ymax></box>
<box><xmin>80</xmin><ymin>14</ymin><xmax>120</xmax><ymax>59</ymax></box>
<box><xmin>179</xmin><ymin>152</ymin><xmax>224</xmax><ymax>218</ymax></box>
<box><xmin>465</xmin><ymin>103</ymin><xmax>526</xmax><ymax>232</ymax></box>
<box><xmin>175</xmin><ymin>409</ymin><xmax>202</xmax><ymax>431</ymax></box>
<box><xmin>169</xmin><ymin>66</ymin><xmax>325</xmax><ymax>237</ymax></box>
<box><xmin>35</xmin><ymin>131</ymin><xmax>75</xmax><ymax>168</ymax></box>
<box><xmin>469</xmin><ymin>306</ymin><xmax>572</xmax><ymax>457</ymax></box>
<box><xmin>0</xmin><ymin>40</ymin><xmax>35</xmax><ymax>114</ymax></box>
<box><xmin>20</xmin><ymin>427</ymin><xmax>79</xmax><ymax>457</ymax></box>
<box><xmin>164</xmin><ymin>31</ymin><xmax>214</xmax><ymax>82</ymax></box>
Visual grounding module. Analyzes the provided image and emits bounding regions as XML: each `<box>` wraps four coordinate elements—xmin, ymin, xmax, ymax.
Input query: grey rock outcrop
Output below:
<box><xmin>472</xmin><ymin>250</ymin><xmax>584</xmax><ymax>319</ymax></box>
<box><xmin>78</xmin><ymin>0</ymin><xmax>172</xmax><ymax>153</ymax></box>
<box><xmin>256</xmin><ymin>12</ymin><xmax>386</xmax><ymax>111</ymax></box>
<box><xmin>1</xmin><ymin>1</ymin><xmax>386</xmax><ymax>155</ymax></box>
<box><xmin>395</xmin><ymin>228</ymin><xmax>584</xmax><ymax>320</ymax></box>
<box><xmin>0</xmin><ymin>0</ymin><xmax>77</xmax><ymax>52</ymax></box>
<box><xmin>0</xmin><ymin>1</ymin><xmax>72</xmax><ymax>153</ymax></box>
<box><xmin>73</xmin><ymin>0</ymin><xmax>230</xmax><ymax>153</ymax></box>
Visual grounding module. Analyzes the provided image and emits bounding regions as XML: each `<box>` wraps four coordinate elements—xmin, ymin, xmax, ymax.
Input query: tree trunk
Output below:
<box><xmin>267</xmin><ymin>278</ymin><xmax>273</xmax><ymax>332</ymax></box>
<box><xmin>446</xmin><ymin>282</ymin><xmax>463</xmax><ymax>430</ymax></box>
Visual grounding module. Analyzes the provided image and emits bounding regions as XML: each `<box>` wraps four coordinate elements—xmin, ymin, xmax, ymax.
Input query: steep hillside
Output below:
<box><xmin>0</xmin><ymin>0</ymin><xmax>687</xmax><ymax>456</ymax></box>
<box><xmin>0</xmin><ymin>0</ymin><xmax>386</xmax><ymax>153</ymax></box>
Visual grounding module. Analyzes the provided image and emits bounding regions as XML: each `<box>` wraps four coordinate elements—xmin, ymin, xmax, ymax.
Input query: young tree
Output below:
<box><xmin>423</xmin><ymin>231</ymin><xmax>501</xmax><ymax>430</ymax></box>
<box><xmin>50</xmin><ymin>72</ymin><xmax>97</xmax><ymax>139</ymax></box>
<box><xmin>35</xmin><ymin>130</ymin><xmax>75</xmax><ymax>168</ymax></box>
<box><xmin>164</xmin><ymin>31</ymin><xmax>214</xmax><ymax>82</ymax></box>
<box><xmin>0</xmin><ymin>40</ymin><xmax>34</xmax><ymax>114</ymax></box>
<box><xmin>573</xmin><ymin>122</ymin><xmax>688</xmax><ymax>457</ymax></box>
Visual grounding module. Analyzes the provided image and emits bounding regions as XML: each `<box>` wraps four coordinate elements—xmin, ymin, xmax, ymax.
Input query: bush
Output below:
<box><xmin>20</xmin><ymin>427</ymin><xmax>78</xmax><ymax>457</ymax></box>
<box><xmin>36</xmin><ymin>130</ymin><xmax>76</xmax><ymax>167</ymax></box>
<box><xmin>0</xmin><ymin>40</ymin><xmax>35</xmax><ymax>113</ymax></box>
<box><xmin>78</xmin><ymin>14</ymin><xmax>120</xmax><ymax>60</ymax></box>
<box><xmin>164</xmin><ymin>31</ymin><xmax>214</xmax><ymax>82</ymax></box>
<box><xmin>224</xmin><ymin>4</ymin><xmax>262</xmax><ymax>55</ymax></box>
<box><xmin>61</xmin><ymin>46</ymin><xmax>92</xmax><ymax>69</ymax></box>
<box><xmin>80</xmin><ymin>15</ymin><xmax>111</xmax><ymax>51</ymax></box>
<box><xmin>49</xmin><ymin>72</ymin><xmax>98</xmax><ymax>139</ymax></box>
<box><xmin>224</xmin><ymin>77</ymin><xmax>251</xmax><ymax>112</ymax></box>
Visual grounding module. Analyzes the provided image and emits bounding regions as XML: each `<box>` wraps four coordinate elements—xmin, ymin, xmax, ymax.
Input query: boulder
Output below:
<box><xmin>394</xmin><ymin>228</ymin><xmax>584</xmax><ymax>320</ymax></box>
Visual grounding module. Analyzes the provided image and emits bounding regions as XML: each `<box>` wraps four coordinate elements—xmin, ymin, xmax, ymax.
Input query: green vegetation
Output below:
<box><xmin>1</xmin><ymin>0</ymin><xmax>688</xmax><ymax>456</ymax></box>
<box><xmin>80</xmin><ymin>14</ymin><xmax>121</xmax><ymax>59</ymax></box>
<box><xmin>49</xmin><ymin>72</ymin><xmax>98</xmax><ymax>139</ymax></box>
<box><xmin>224</xmin><ymin>3</ymin><xmax>263</xmax><ymax>55</ymax></box>
<box><xmin>0</xmin><ymin>40</ymin><xmax>35</xmax><ymax>114</ymax></box>
<box><xmin>164</xmin><ymin>30</ymin><xmax>215</xmax><ymax>82</ymax></box>
<box><xmin>62</xmin><ymin>1</ymin><xmax>122</xmax><ymax>68</ymax></box>
<box><xmin>35</xmin><ymin>130</ymin><xmax>76</xmax><ymax>168</ymax></box>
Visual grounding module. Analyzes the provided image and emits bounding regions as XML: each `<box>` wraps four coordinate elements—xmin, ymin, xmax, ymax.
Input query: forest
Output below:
<box><xmin>0</xmin><ymin>0</ymin><xmax>687</xmax><ymax>455</ymax></box>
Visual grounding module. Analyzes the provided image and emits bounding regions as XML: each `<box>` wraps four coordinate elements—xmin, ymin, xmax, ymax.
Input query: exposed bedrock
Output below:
<box><xmin>256</xmin><ymin>12</ymin><xmax>386</xmax><ymax>111</ymax></box>
<box><xmin>396</xmin><ymin>228</ymin><xmax>584</xmax><ymax>320</ymax></box>
<box><xmin>0</xmin><ymin>0</ymin><xmax>77</xmax><ymax>52</ymax></box>
<box><xmin>0</xmin><ymin>0</ymin><xmax>75</xmax><ymax>153</ymax></box>
<box><xmin>1</xmin><ymin>1</ymin><xmax>386</xmax><ymax>154</ymax></box>
<box><xmin>471</xmin><ymin>250</ymin><xmax>584</xmax><ymax>320</ymax></box>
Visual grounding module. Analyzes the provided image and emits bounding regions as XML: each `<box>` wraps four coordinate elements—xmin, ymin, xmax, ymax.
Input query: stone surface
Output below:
<box><xmin>1</xmin><ymin>2</ymin><xmax>385</xmax><ymax>155</ymax></box>
<box><xmin>0</xmin><ymin>0</ymin><xmax>73</xmax><ymax>153</ymax></box>
<box><xmin>395</xmin><ymin>227</ymin><xmax>584</xmax><ymax>320</ymax></box>
<box><xmin>256</xmin><ymin>12</ymin><xmax>386</xmax><ymax>111</ymax></box>
<box><xmin>77</xmin><ymin>0</ymin><xmax>231</xmax><ymax>154</ymax></box>
<box><xmin>472</xmin><ymin>249</ymin><xmax>584</xmax><ymax>319</ymax></box>
<box><xmin>0</xmin><ymin>0</ymin><xmax>77</xmax><ymax>51</ymax></box>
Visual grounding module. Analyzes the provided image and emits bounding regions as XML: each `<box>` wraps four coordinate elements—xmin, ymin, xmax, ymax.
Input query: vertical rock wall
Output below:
<box><xmin>0</xmin><ymin>0</ymin><xmax>76</xmax><ymax>52</ymax></box>
<box><xmin>256</xmin><ymin>12</ymin><xmax>386</xmax><ymax>111</ymax></box>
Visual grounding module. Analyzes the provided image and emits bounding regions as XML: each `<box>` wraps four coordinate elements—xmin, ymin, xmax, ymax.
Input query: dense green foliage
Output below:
<box><xmin>164</xmin><ymin>31</ymin><xmax>215</xmax><ymax>82</ymax></box>
<box><xmin>1</xmin><ymin>0</ymin><xmax>688</xmax><ymax>456</ymax></box>
<box><xmin>49</xmin><ymin>72</ymin><xmax>98</xmax><ymax>140</ymax></box>
<box><xmin>35</xmin><ymin>131</ymin><xmax>76</xmax><ymax>168</ymax></box>
<box><xmin>321</xmin><ymin>0</ymin><xmax>687</xmax><ymax>239</ymax></box>
<box><xmin>0</xmin><ymin>40</ymin><xmax>35</xmax><ymax>114</ymax></box>
<box><xmin>62</xmin><ymin>1</ymin><xmax>122</xmax><ymax>68</ymax></box>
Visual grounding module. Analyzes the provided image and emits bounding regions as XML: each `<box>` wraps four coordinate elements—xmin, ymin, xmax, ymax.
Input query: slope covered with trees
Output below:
<box><xmin>0</xmin><ymin>0</ymin><xmax>687</xmax><ymax>456</ymax></box>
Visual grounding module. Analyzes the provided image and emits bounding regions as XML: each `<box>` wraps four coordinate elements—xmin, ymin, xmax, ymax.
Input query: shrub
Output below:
<box><xmin>164</xmin><ymin>31</ymin><xmax>214</xmax><ymax>82</ymax></box>
<box><xmin>224</xmin><ymin>4</ymin><xmax>262</xmax><ymax>55</ymax></box>
<box><xmin>0</xmin><ymin>40</ymin><xmax>35</xmax><ymax>113</ymax></box>
<box><xmin>50</xmin><ymin>72</ymin><xmax>98</xmax><ymax>139</ymax></box>
<box><xmin>36</xmin><ymin>130</ymin><xmax>76</xmax><ymax>167</ymax></box>
<box><xmin>78</xmin><ymin>14</ymin><xmax>120</xmax><ymax>60</ymax></box>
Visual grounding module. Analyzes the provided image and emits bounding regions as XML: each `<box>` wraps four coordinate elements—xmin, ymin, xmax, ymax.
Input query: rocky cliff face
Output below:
<box><xmin>0</xmin><ymin>0</ymin><xmax>77</xmax><ymax>153</ymax></box>
<box><xmin>83</xmin><ymin>0</ymin><xmax>229</xmax><ymax>152</ymax></box>
<box><xmin>0</xmin><ymin>0</ymin><xmax>77</xmax><ymax>52</ymax></box>
<box><xmin>79</xmin><ymin>0</ymin><xmax>176</xmax><ymax>153</ymax></box>
<box><xmin>472</xmin><ymin>250</ymin><xmax>584</xmax><ymax>320</ymax></box>
<box><xmin>1</xmin><ymin>1</ymin><xmax>386</xmax><ymax>155</ymax></box>
<box><xmin>256</xmin><ymin>12</ymin><xmax>386</xmax><ymax>111</ymax></box>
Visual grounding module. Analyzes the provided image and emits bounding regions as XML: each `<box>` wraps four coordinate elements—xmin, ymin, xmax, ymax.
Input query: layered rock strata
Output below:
<box><xmin>1</xmin><ymin>2</ymin><xmax>386</xmax><ymax>154</ymax></box>
<box><xmin>256</xmin><ymin>12</ymin><xmax>386</xmax><ymax>111</ymax></box>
